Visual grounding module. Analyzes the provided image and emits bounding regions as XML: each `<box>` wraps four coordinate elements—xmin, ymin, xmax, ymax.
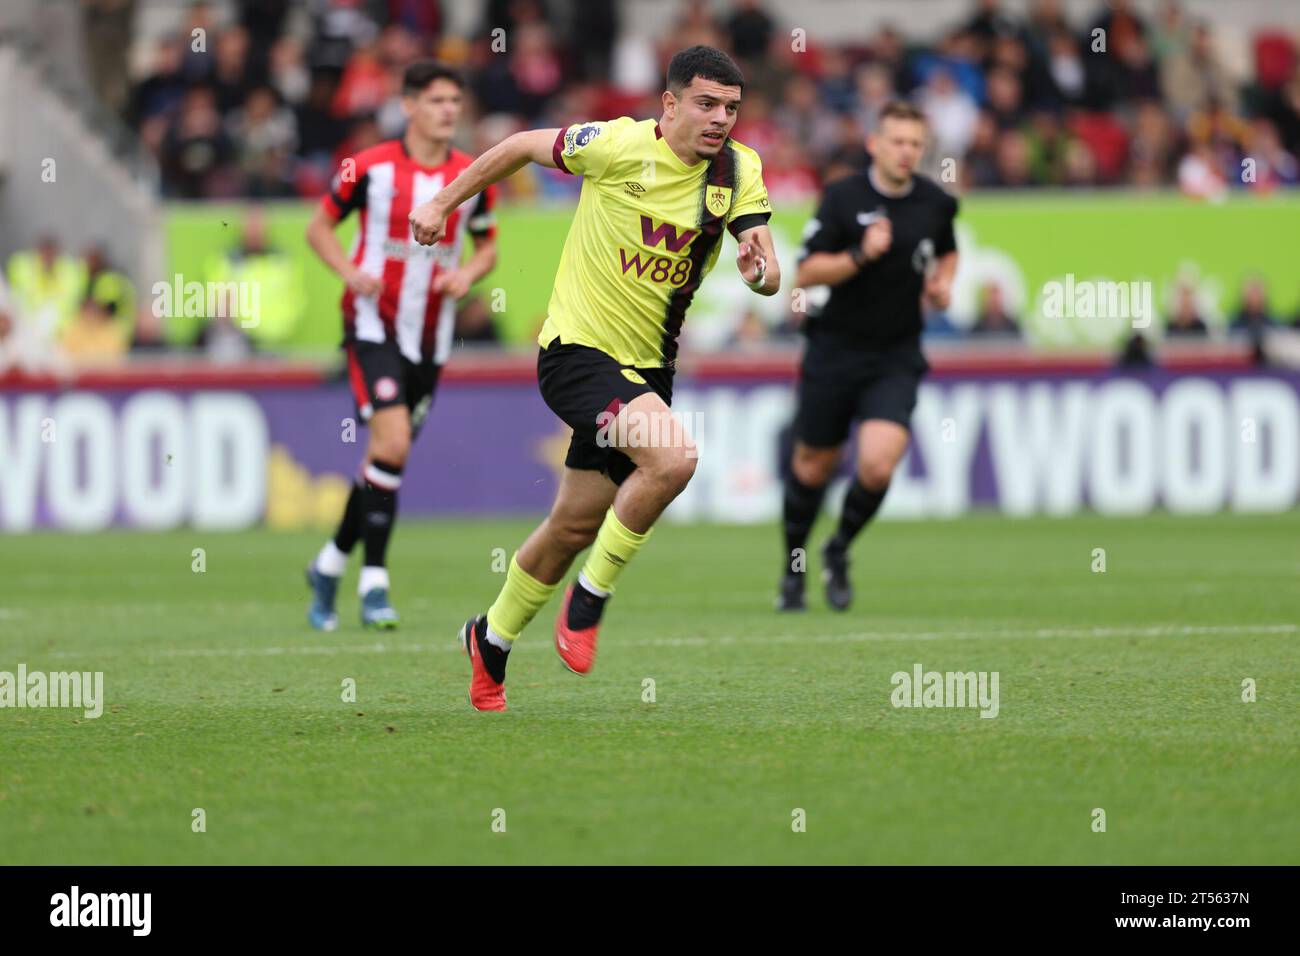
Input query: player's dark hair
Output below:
<box><xmin>877</xmin><ymin>100</ymin><xmax>927</xmax><ymax>126</ymax></box>
<box><xmin>667</xmin><ymin>45</ymin><xmax>745</xmax><ymax>94</ymax></box>
<box><xmin>402</xmin><ymin>60</ymin><xmax>464</xmax><ymax>97</ymax></box>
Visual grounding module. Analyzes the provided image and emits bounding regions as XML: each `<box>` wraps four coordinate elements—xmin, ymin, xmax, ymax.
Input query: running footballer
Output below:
<box><xmin>779</xmin><ymin>100</ymin><xmax>958</xmax><ymax>612</ymax></box>
<box><xmin>303</xmin><ymin>61</ymin><xmax>498</xmax><ymax>631</ymax></box>
<box><xmin>409</xmin><ymin>46</ymin><xmax>780</xmax><ymax>711</ymax></box>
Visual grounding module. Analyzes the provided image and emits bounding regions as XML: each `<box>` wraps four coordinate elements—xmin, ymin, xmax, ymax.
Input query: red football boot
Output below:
<box><xmin>554</xmin><ymin>583</ymin><xmax>603</xmax><ymax>675</ymax></box>
<box><xmin>459</xmin><ymin>614</ymin><xmax>507</xmax><ymax>711</ymax></box>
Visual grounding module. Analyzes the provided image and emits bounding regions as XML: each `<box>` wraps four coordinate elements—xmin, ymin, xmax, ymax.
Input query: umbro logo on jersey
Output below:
<box><xmin>623</xmin><ymin>181</ymin><xmax>646</xmax><ymax>196</ymax></box>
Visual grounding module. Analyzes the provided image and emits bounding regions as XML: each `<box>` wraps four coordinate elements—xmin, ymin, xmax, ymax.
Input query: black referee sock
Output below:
<box><xmin>829</xmin><ymin>479</ymin><xmax>889</xmax><ymax>553</ymax></box>
<box><xmin>332</xmin><ymin>479</ymin><xmax>366</xmax><ymax>554</ymax></box>
<box><xmin>362</xmin><ymin>459</ymin><xmax>404</xmax><ymax>569</ymax></box>
<box><xmin>782</xmin><ymin>474</ymin><xmax>829</xmax><ymax>574</ymax></box>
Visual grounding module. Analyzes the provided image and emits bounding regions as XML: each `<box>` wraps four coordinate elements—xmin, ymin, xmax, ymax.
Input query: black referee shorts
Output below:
<box><xmin>536</xmin><ymin>338</ymin><xmax>674</xmax><ymax>486</ymax></box>
<box><xmin>792</xmin><ymin>336</ymin><xmax>929</xmax><ymax>448</ymax></box>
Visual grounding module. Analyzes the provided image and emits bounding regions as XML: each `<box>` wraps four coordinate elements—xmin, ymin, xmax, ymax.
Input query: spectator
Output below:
<box><xmin>569</xmin><ymin>0</ymin><xmax>620</xmax><ymax>82</ymax></box>
<box><xmin>727</xmin><ymin>0</ymin><xmax>776</xmax><ymax>62</ymax></box>
<box><xmin>1231</xmin><ymin>276</ymin><xmax>1277</xmax><ymax>339</ymax></box>
<box><xmin>204</xmin><ymin>208</ymin><xmax>305</xmax><ymax>347</ymax></box>
<box><xmin>985</xmin><ymin>66</ymin><xmax>1026</xmax><ymax>129</ymax></box>
<box><xmin>212</xmin><ymin>26</ymin><xmax>255</xmax><ymax>114</ymax></box>
<box><xmin>128</xmin><ymin>35</ymin><xmax>187</xmax><ymax>128</ymax></box>
<box><xmin>81</xmin><ymin>246</ymin><xmax>136</xmax><ymax>339</ymax></box>
<box><xmin>1160</xmin><ymin>18</ymin><xmax>1239</xmax><ymax>122</ymax></box>
<box><xmin>775</xmin><ymin>74</ymin><xmax>842</xmax><ymax>169</ymax></box>
<box><xmin>7</xmin><ymin>237</ymin><xmax>83</xmax><ymax>332</ymax></box>
<box><xmin>228</xmin><ymin>86</ymin><xmax>299</xmax><ymax>196</ymax></box>
<box><xmin>1166</xmin><ymin>282</ymin><xmax>1210</xmax><ymax>337</ymax></box>
<box><xmin>160</xmin><ymin>86</ymin><xmax>237</xmax><ymax>198</ymax></box>
<box><xmin>1043</xmin><ymin>28</ymin><xmax>1086</xmax><ymax>108</ymax></box>
<box><xmin>1242</xmin><ymin>119</ymin><xmax>1300</xmax><ymax>189</ymax></box>
<box><xmin>992</xmin><ymin>129</ymin><xmax>1034</xmax><ymax>187</ymax></box>
<box><xmin>853</xmin><ymin>63</ymin><xmax>897</xmax><ymax>137</ymax></box>
<box><xmin>816</xmin><ymin>47</ymin><xmax>859</xmax><ymax>116</ymax></box>
<box><xmin>970</xmin><ymin>281</ymin><xmax>1022</xmax><ymax>337</ymax></box>
<box><xmin>963</xmin><ymin>110</ymin><xmax>1002</xmax><ymax>187</ymax></box>
<box><xmin>269</xmin><ymin>36</ymin><xmax>311</xmax><ymax>108</ymax></box>
<box><xmin>82</xmin><ymin>0</ymin><xmax>135</xmax><ymax>115</ymax></box>
<box><xmin>1177</xmin><ymin>141</ymin><xmax>1228</xmax><ymax>200</ymax></box>
<box><xmin>332</xmin><ymin>41</ymin><xmax>393</xmax><ymax>120</ymax></box>
<box><xmin>130</xmin><ymin>307</ymin><xmax>170</xmax><ymax>354</ymax></box>
<box><xmin>296</xmin><ymin>72</ymin><xmax>348</xmax><ymax>170</ymax></box>
<box><xmin>919</xmin><ymin>67</ymin><xmax>980</xmax><ymax>160</ymax></box>
<box><xmin>0</xmin><ymin>270</ymin><xmax>63</xmax><ymax>375</ymax></box>
<box><xmin>61</xmin><ymin>299</ymin><xmax>129</xmax><ymax>364</ymax></box>
<box><xmin>178</xmin><ymin>1</ymin><xmax>220</xmax><ymax>83</ymax></box>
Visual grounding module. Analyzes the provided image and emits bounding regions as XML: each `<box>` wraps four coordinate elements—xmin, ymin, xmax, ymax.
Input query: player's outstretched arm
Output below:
<box><xmin>735</xmin><ymin>224</ymin><xmax>781</xmax><ymax>296</ymax></box>
<box><xmin>410</xmin><ymin>129</ymin><xmax>560</xmax><ymax>246</ymax></box>
<box><xmin>432</xmin><ymin>233</ymin><xmax>498</xmax><ymax>301</ymax></box>
<box><xmin>305</xmin><ymin>205</ymin><xmax>383</xmax><ymax>297</ymax></box>
<box><xmin>796</xmin><ymin>218</ymin><xmax>891</xmax><ymax>289</ymax></box>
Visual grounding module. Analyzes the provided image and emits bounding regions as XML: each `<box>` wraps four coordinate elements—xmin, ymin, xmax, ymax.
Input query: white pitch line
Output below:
<box><xmin>30</xmin><ymin>623</ymin><xmax>1298</xmax><ymax>661</ymax></box>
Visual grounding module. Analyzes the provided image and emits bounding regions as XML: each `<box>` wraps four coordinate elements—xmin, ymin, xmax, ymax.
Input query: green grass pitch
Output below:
<box><xmin>2</xmin><ymin>512</ymin><xmax>1297</xmax><ymax>865</ymax></box>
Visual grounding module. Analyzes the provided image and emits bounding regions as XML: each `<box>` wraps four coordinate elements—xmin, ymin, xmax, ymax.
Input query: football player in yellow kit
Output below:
<box><xmin>409</xmin><ymin>46</ymin><xmax>780</xmax><ymax>710</ymax></box>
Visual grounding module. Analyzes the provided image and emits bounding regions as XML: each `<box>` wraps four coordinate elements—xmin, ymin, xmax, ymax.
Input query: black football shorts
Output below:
<box><xmin>344</xmin><ymin>339</ymin><xmax>442</xmax><ymax>435</ymax></box>
<box><xmin>792</xmin><ymin>335</ymin><xmax>929</xmax><ymax>448</ymax></box>
<box><xmin>536</xmin><ymin>338</ymin><xmax>674</xmax><ymax>486</ymax></box>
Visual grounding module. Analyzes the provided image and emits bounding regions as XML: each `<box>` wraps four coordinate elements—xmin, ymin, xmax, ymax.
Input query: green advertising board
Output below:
<box><xmin>164</xmin><ymin>192</ymin><xmax>1300</xmax><ymax>352</ymax></box>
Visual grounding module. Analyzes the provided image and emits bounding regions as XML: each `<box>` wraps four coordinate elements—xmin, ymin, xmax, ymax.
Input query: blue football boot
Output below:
<box><xmin>305</xmin><ymin>565</ymin><xmax>340</xmax><ymax>632</ymax></box>
<box><xmin>360</xmin><ymin>588</ymin><xmax>400</xmax><ymax>630</ymax></box>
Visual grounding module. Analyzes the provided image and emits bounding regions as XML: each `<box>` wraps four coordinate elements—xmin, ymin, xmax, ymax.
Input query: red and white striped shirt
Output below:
<box><xmin>322</xmin><ymin>140</ymin><xmax>496</xmax><ymax>364</ymax></box>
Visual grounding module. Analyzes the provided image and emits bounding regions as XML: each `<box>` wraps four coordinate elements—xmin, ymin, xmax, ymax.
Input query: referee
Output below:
<box><xmin>779</xmin><ymin>100</ymin><xmax>959</xmax><ymax>611</ymax></box>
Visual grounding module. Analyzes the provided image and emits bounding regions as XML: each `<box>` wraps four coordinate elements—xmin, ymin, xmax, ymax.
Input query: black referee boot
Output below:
<box><xmin>776</xmin><ymin>569</ymin><xmax>806</xmax><ymax>612</ymax></box>
<box><xmin>821</xmin><ymin>540</ymin><xmax>853</xmax><ymax>612</ymax></box>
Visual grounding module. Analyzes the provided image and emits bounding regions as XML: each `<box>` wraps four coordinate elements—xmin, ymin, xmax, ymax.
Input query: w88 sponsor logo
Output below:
<box><xmin>618</xmin><ymin>249</ymin><xmax>693</xmax><ymax>286</ymax></box>
<box><xmin>618</xmin><ymin>215</ymin><xmax>698</xmax><ymax>286</ymax></box>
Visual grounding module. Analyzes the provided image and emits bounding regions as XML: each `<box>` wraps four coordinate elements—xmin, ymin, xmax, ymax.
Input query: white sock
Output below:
<box><xmin>484</xmin><ymin>626</ymin><xmax>512</xmax><ymax>652</ymax></box>
<box><xmin>577</xmin><ymin>569</ymin><xmax>610</xmax><ymax>599</ymax></box>
<box><xmin>315</xmin><ymin>541</ymin><xmax>348</xmax><ymax>577</ymax></box>
<box><xmin>359</xmin><ymin>565</ymin><xmax>390</xmax><ymax>595</ymax></box>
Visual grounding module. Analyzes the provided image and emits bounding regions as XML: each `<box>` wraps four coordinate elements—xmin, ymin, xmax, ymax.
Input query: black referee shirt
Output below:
<box><xmin>799</xmin><ymin>167</ymin><xmax>959</xmax><ymax>348</ymax></box>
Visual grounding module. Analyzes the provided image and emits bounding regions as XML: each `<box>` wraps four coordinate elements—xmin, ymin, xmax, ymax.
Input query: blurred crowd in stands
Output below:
<box><xmin>4</xmin><ymin>0</ymin><xmax>1298</xmax><ymax>371</ymax></box>
<box><xmin>83</xmin><ymin>0</ymin><xmax>1300</xmax><ymax>200</ymax></box>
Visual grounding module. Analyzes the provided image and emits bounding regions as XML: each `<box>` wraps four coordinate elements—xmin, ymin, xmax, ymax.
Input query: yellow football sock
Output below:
<box><xmin>580</xmin><ymin>507</ymin><xmax>652</xmax><ymax>596</ymax></box>
<box><xmin>486</xmin><ymin>554</ymin><xmax>560</xmax><ymax>642</ymax></box>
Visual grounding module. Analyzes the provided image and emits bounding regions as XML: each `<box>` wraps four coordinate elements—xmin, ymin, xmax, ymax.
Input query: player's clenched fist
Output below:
<box><xmin>736</xmin><ymin>240</ymin><xmax>767</xmax><ymax>285</ymax></box>
<box><xmin>861</xmin><ymin>218</ymin><xmax>892</xmax><ymax>262</ymax></box>
<box><xmin>409</xmin><ymin>200</ymin><xmax>447</xmax><ymax>245</ymax></box>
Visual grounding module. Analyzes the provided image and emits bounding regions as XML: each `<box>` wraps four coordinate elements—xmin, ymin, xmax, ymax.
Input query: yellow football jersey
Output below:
<box><xmin>539</xmin><ymin>117</ymin><xmax>771</xmax><ymax>368</ymax></box>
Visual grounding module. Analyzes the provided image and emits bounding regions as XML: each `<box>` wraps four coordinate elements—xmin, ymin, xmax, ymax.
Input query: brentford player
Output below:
<box><xmin>304</xmin><ymin>61</ymin><xmax>497</xmax><ymax>631</ymax></box>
